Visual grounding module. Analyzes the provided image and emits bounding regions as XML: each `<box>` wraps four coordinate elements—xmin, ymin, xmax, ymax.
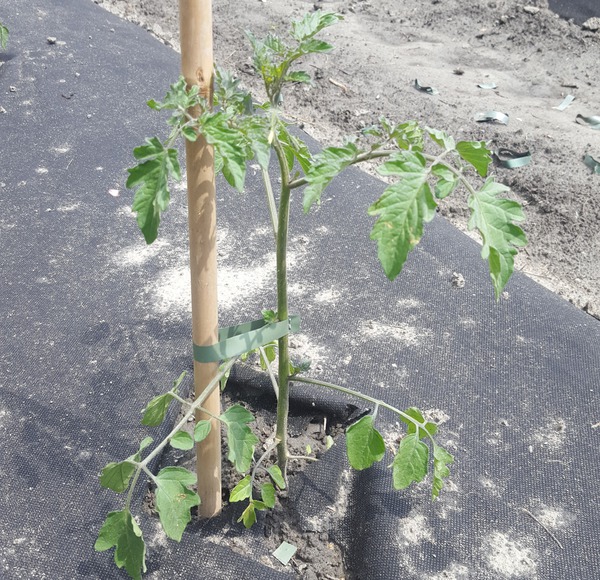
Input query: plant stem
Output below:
<box><xmin>273</xmin><ymin>138</ymin><xmax>293</xmax><ymax>477</ymax></box>
<box><xmin>261</xmin><ymin>167</ymin><xmax>279</xmax><ymax>241</ymax></box>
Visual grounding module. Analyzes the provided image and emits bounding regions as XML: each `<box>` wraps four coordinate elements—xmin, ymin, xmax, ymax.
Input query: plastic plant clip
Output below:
<box><xmin>584</xmin><ymin>154</ymin><xmax>600</xmax><ymax>174</ymax></box>
<box><xmin>576</xmin><ymin>114</ymin><xmax>600</xmax><ymax>130</ymax></box>
<box><xmin>273</xmin><ymin>541</ymin><xmax>298</xmax><ymax>565</ymax></box>
<box><xmin>477</xmin><ymin>82</ymin><xmax>498</xmax><ymax>90</ymax></box>
<box><xmin>494</xmin><ymin>148</ymin><xmax>532</xmax><ymax>169</ymax></box>
<box><xmin>474</xmin><ymin>111</ymin><xmax>509</xmax><ymax>125</ymax></box>
<box><xmin>413</xmin><ymin>79</ymin><xmax>438</xmax><ymax>95</ymax></box>
<box><xmin>553</xmin><ymin>94</ymin><xmax>575</xmax><ymax>111</ymax></box>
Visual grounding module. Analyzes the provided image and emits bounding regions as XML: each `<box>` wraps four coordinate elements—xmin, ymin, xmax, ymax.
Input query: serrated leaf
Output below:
<box><xmin>285</xmin><ymin>71</ymin><xmax>312</xmax><ymax>84</ymax></box>
<box><xmin>467</xmin><ymin>178</ymin><xmax>527</xmax><ymax>298</ymax></box>
<box><xmin>392</xmin><ymin>434</ymin><xmax>429</xmax><ymax>490</ymax></box>
<box><xmin>141</xmin><ymin>392</ymin><xmax>175</xmax><ymax>427</ymax></box>
<box><xmin>432</xmin><ymin>444</ymin><xmax>454</xmax><ymax>499</ymax></box>
<box><xmin>194</xmin><ymin>420</ymin><xmax>212</xmax><ymax>442</ymax></box>
<box><xmin>95</xmin><ymin>509</ymin><xmax>146</xmax><ymax>580</ymax></box>
<box><xmin>345</xmin><ymin>415</ymin><xmax>386</xmax><ymax>470</ymax></box>
<box><xmin>431</xmin><ymin>164</ymin><xmax>459</xmax><ymax>199</ymax></box>
<box><xmin>238</xmin><ymin>502</ymin><xmax>257</xmax><ymax>529</ymax></box>
<box><xmin>128</xmin><ymin>138</ymin><xmax>181</xmax><ymax>244</ymax></box>
<box><xmin>426</xmin><ymin>127</ymin><xmax>455</xmax><ymax>151</ymax></box>
<box><xmin>100</xmin><ymin>460</ymin><xmax>137</xmax><ymax>493</ymax></box>
<box><xmin>170</xmin><ymin>430</ymin><xmax>194</xmax><ymax>450</ymax></box>
<box><xmin>261</xmin><ymin>483</ymin><xmax>276</xmax><ymax>508</ymax></box>
<box><xmin>369</xmin><ymin>151</ymin><xmax>438</xmax><ymax>280</ymax></box>
<box><xmin>298</xmin><ymin>38</ymin><xmax>334</xmax><ymax>55</ymax></box>
<box><xmin>267</xmin><ymin>465</ymin><xmax>286</xmax><ymax>490</ymax></box>
<box><xmin>181</xmin><ymin>126</ymin><xmax>198</xmax><ymax>142</ymax></box>
<box><xmin>154</xmin><ymin>468</ymin><xmax>200</xmax><ymax>541</ymax></box>
<box><xmin>380</xmin><ymin>118</ymin><xmax>424</xmax><ymax>151</ymax></box>
<box><xmin>456</xmin><ymin>141</ymin><xmax>492</xmax><ymax>177</ymax></box>
<box><xmin>291</xmin><ymin>11</ymin><xmax>342</xmax><ymax>42</ymax></box>
<box><xmin>229</xmin><ymin>475</ymin><xmax>252</xmax><ymax>502</ymax></box>
<box><xmin>220</xmin><ymin>405</ymin><xmax>258</xmax><ymax>473</ymax></box>
<box><xmin>278</xmin><ymin>127</ymin><xmax>313</xmax><ymax>175</ymax></box>
<box><xmin>399</xmin><ymin>407</ymin><xmax>437</xmax><ymax>439</ymax></box>
<box><xmin>303</xmin><ymin>142</ymin><xmax>360</xmax><ymax>212</ymax></box>
<box><xmin>0</xmin><ymin>25</ymin><xmax>8</xmax><ymax>50</ymax></box>
<box><xmin>240</xmin><ymin>116</ymin><xmax>271</xmax><ymax>171</ymax></box>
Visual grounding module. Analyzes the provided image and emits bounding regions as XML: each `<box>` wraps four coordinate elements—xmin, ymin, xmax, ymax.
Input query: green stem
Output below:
<box><xmin>258</xmin><ymin>346</ymin><xmax>280</xmax><ymax>399</ymax></box>
<box><xmin>261</xmin><ymin>167</ymin><xmax>279</xmax><ymax>241</ymax></box>
<box><xmin>273</xmin><ymin>138</ymin><xmax>293</xmax><ymax>477</ymax></box>
<box><xmin>249</xmin><ymin>439</ymin><xmax>279</xmax><ymax>500</ymax></box>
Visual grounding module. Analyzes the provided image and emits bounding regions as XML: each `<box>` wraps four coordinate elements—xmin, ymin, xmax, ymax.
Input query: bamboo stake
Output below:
<box><xmin>178</xmin><ymin>0</ymin><xmax>221</xmax><ymax>517</ymax></box>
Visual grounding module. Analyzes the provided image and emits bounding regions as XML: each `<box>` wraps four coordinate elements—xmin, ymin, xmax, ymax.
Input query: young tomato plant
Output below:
<box><xmin>96</xmin><ymin>12</ymin><xmax>527</xmax><ymax>579</ymax></box>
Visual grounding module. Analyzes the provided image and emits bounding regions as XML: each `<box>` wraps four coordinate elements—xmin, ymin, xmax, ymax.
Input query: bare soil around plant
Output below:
<box><xmin>94</xmin><ymin>0</ymin><xmax>600</xmax><ymax>319</ymax></box>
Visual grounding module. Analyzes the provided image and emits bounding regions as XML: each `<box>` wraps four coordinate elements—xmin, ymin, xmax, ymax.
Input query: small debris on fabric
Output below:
<box><xmin>523</xmin><ymin>6</ymin><xmax>540</xmax><ymax>15</ymax></box>
<box><xmin>451</xmin><ymin>272</ymin><xmax>465</xmax><ymax>288</ymax></box>
<box><xmin>9</xmin><ymin>86</ymin><xmax>16</xmax><ymax>92</ymax></box>
<box><xmin>582</xmin><ymin>18</ymin><xmax>600</xmax><ymax>32</ymax></box>
<box><xmin>453</xmin><ymin>68</ymin><xmax>465</xmax><ymax>75</ymax></box>
<box><xmin>47</xmin><ymin>36</ymin><xmax>57</xmax><ymax>44</ymax></box>
<box><xmin>108</xmin><ymin>189</ymin><xmax>120</xmax><ymax>197</ymax></box>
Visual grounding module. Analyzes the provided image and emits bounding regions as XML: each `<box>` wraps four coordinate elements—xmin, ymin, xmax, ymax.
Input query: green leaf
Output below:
<box><xmin>399</xmin><ymin>407</ymin><xmax>437</xmax><ymax>439</ymax></box>
<box><xmin>220</xmin><ymin>405</ymin><xmax>258</xmax><ymax>473</ymax></box>
<box><xmin>432</xmin><ymin>444</ymin><xmax>454</xmax><ymax>500</ymax></box>
<box><xmin>379</xmin><ymin>118</ymin><xmax>424</xmax><ymax>151</ymax></box>
<box><xmin>285</xmin><ymin>71</ymin><xmax>312</xmax><ymax>84</ymax></box>
<box><xmin>138</xmin><ymin>436</ymin><xmax>154</xmax><ymax>453</ymax></box>
<box><xmin>229</xmin><ymin>475</ymin><xmax>252</xmax><ymax>502</ymax></box>
<box><xmin>369</xmin><ymin>151</ymin><xmax>438</xmax><ymax>280</ymax></box>
<box><xmin>194</xmin><ymin>420</ymin><xmax>212</xmax><ymax>442</ymax></box>
<box><xmin>128</xmin><ymin>138</ymin><xmax>181</xmax><ymax>244</ymax></box>
<box><xmin>261</xmin><ymin>483</ymin><xmax>276</xmax><ymax>508</ymax></box>
<box><xmin>303</xmin><ymin>142</ymin><xmax>361</xmax><ymax>212</ymax></box>
<box><xmin>267</xmin><ymin>465</ymin><xmax>286</xmax><ymax>490</ymax></box>
<box><xmin>154</xmin><ymin>467</ymin><xmax>200</xmax><ymax>541</ymax></box>
<box><xmin>238</xmin><ymin>502</ymin><xmax>257</xmax><ymax>529</ymax></box>
<box><xmin>345</xmin><ymin>415</ymin><xmax>386</xmax><ymax>470</ymax></box>
<box><xmin>298</xmin><ymin>39</ymin><xmax>334</xmax><ymax>55</ymax></box>
<box><xmin>426</xmin><ymin>127</ymin><xmax>455</xmax><ymax>151</ymax></box>
<box><xmin>95</xmin><ymin>509</ymin><xmax>146</xmax><ymax>580</ymax></box>
<box><xmin>170</xmin><ymin>430</ymin><xmax>194</xmax><ymax>450</ymax></box>
<box><xmin>240</xmin><ymin>116</ymin><xmax>271</xmax><ymax>171</ymax></box>
<box><xmin>100</xmin><ymin>460</ymin><xmax>137</xmax><ymax>493</ymax></box>
<box><xmin>261</xmin><ymin>309</ymin><xmax>278</xmax><ymax>323</ymax></box>
<box><xmin>141</xmin><ymin>392</ymin><xmax>175</xmax><ymax>426</ymax></box>
<box><xmin>0</xmin><ymin>24</ymin><xmax>8</xmax><ymax>50</ymax></box>
<box><xmin>291</xmin><ymin>11</ymin><xmax>342</xmax><ymax>42</ymax></box>
<box><xmin>456</xmin><ymin>141</ymin><xmax>492</xmax><ymax>177</ymax></box>
<box><xmin>392</xmin><ymin>433</ymin><xmax>429</xmax><ymax>490</ymax></box>
<box><xmin>181</xmin><ymin>126</ymin><xmax>198</xmax><ymax>142</ymax></box>
<box><xmin>467</xmin><ymin>178</ymin><xmax>527</xmax><ymax>298</ymax></box>
<box><xmin>431</xmin><ymin>164</ymin><xmax>459</xmax><ymax>199</ymax></box>
<box><xmin>278</xmin><ymin>126</ymin><xmax>313</xmax><ymax>175</ymax></box>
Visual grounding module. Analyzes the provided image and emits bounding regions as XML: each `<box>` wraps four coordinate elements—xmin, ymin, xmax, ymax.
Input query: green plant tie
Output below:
<box><xmin>554</xmin><ymin>95</ymin><xmax>575</xmax><ymax>111</ymax></box>
<box><xmin>576</xmin><ymin>114</ymin><xmax>600</xmax><ymax>130</ymax></box>
<box><xmin>413</xmin><ymin>79</ymin><xmax>438</xmax><ymax>95</ymax></box>
<box><xmin>477</xmin><ymin>82</ymin><xmax>497</xmax><ymax>90</ymax></box>
<box><xmin>494</xmin><ymin>148</ymin><xmax>532</xmax><ymax>169</ymax></box>
<box><xmin>474</xmin><ymin>111</ymin><xmax>509</xmax><ymax>125</ymax></box>
<box><xmin>193</xmin><ymin>315</ymin><xmax>301</xmax><ymax>363</ymax></box>
<box><xmin>584</xmin><ymin>154</ymin><xmax>600</xmax><ymax>174</ymax></box>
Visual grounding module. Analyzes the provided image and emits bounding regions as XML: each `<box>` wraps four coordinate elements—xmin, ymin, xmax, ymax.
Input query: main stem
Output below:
<box><xmin>274</xmin><ymin>139</ymin><xmax>292</xmax><ymax>477</ymax></box>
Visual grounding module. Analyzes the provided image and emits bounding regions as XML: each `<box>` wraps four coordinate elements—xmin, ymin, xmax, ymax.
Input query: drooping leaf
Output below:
<box><xmin>369</xmin><ymin>151</ymin><xmax>438</xmax><ymax>280</ymax></box>
<box><xmin>194</xmin><ymin>420</ymin><xmax>212</xmax><ymax>442</ymax></box>
<box><xmin>154</xmin><ymin>467</ymin><xmax>200</xmax><ymax>542</ymax></box>
<box><xmin>456</xmin><ymin>141</ymin><xmax>492</xmax><ymax>177</ymax></box>
<box><xmin>169</xmin><ymin>430</ymin><xmax>194</xmax><ymax>451</ymax></box>
<box><xmin>238</xmin><ymin>502</ymin><xmax>257</xmax><ymax>529</ymax></box>
<box><xmin>432</xmin><ymin>444</ymin><xmax>454</xmax><ymax>500</ymax></box>
<box><xmin>261</xmin><ymin>483</ymin><xmax>276</xmax><ymax>508</ymax></box>
<box><xmin>229</xmin><ymin>475</ymin><xmax>252</xmax><ymax>502</ymax></box>
<box><xmin>267</xmin><ymin>465</ymin><xmax>286</xmax><ymax>490</ymax></box>
<box><xmin>426</xmin><ymin>127</ymin><xmax>455</xmax><ymax>151</ymax></box>
<box><xmin>345</xmin><ymin>415</ymin><xmax>386</xmax><ymax>470</ymax></box>
<box><xmin>220</xmin><ymin>405</ymin><xmax>259</xmax><ymax>473</ymax></box>
<box><xmin>303</xmin><ymin>142</ymin><xmax>361</xmax><ymax>212</ymax></box>
<box><xmin>467</xmin><ymin>178</ymin><xmax>527</xmax><ymax>298</ymax></box>
<box><xmin>400</xmin><ymin>407</ymin><xmax>438</xmax><ymax>439</ymax></box>
<box><xmin>95</xmin><ymin>509</ymin><xmax>146</xmax><ymax>580</ymax></box>
<box><xmin>392</xmin><ymin>433</ymin><xmax>429</xmax><ymax>490</ymax></box>
<box><xmin>100</xmin><ymin>460</ymin><xmax>137</xmax><ymax>493</ymax></box>
<box><xmin>127</xmin><ymin>138</ymin><xmax>181</xmax><ymax>244</ymax></box>
<box><xmin>291</xmin><ymin>11</ymin><xmax>342</xmax><ymax>42</ymax></box>
<box><xmin>431</xmin><ymin>164</ymin><xmax>459</xmax><ymax>199</ymax></box>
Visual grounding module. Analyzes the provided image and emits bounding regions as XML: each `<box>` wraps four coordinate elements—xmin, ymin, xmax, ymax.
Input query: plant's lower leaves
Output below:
<box><xmin>467</xmin><ymin>178</ymin><xmax>527</xmax><ymax>298</ymax></box>
<box><xmin>229</xmin><ymin>475</ymin><xmax>252</xmax><ymax>502</ymax></box>
<box><xmin>194</xmin><ymin>420</ymin><xmax>212</xmax><ymax>442</ymax></box>
<box><xmin>141</xmin><ymin>392</ymin><xmax>175</xmax><ymax>427</ymax></box>
<box><xmin>369</xmin><ymin>151</ymin><xmax>437</xmax><ymax>280</ymax></box>
<box><xmin>220</xmin><ymin>405</ymin><xmax>258</xmax><ymax>473</ymax></box>
<box><xmin>261</xmin><ymin>483</ymin><xmax>276</xmax><ymax>508</ymax></box>
<box><xmin>95</xmin><ymin>509</ymin><xmax>146</xmax><ymax>580</ymax></box>
<box><xmin>432</xmin><ymin>444</ymin><xmax>454</xmax><ymax>499</ymax></box>
<box><xmin>345</xmin><ymin>415</ymin><xmax>386</xmax><ymax>470</ymax></box>
<box><xmin>267</xmin><ymin>465</ymin><xmax>286</xmax><ymax>489</ymax></box>
<box><xmin>392</xmin><ymin>433</ymin><xmax>429</xmax><ymax>490</ymax></box>
<box><xmin>169</xmin><ymin>430</ymin><xmax>194</xmax><ymax>450</ymax></box>
<box><xmin>100</xmin><ymin>460</ymin><xmax>137</xmax><ymax>494</ymax></box>
<box><xmin>238</xmin><ymin>502</ymin><xmax>257</xmax><ymax>529</ymax></box>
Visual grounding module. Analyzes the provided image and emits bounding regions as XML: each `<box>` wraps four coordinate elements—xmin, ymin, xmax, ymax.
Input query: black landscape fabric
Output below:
<box><xmin>1</xmin><ymin>1</ymin><xmax>599</xmax><ymax>579</ymax></box>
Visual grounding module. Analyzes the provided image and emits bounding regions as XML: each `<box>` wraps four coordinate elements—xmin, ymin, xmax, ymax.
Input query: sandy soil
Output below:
<box><xmin>92</xmin><ymin>0</ymin><xmax>600</xmax><ymax>316</ymax></box>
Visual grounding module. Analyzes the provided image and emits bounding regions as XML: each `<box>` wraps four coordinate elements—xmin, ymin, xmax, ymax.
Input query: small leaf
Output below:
<box><xmin>220</xmin><ymin>405</ymin><xmax>258</xmax><ymax>473</ymax></box>
<box><xmin>194</xmin><ymin>420</ymin><xmax>212</xmax><ymax>442</ymax></box>
<box><xmin>468</xmin><ymin>178</ymin><xmax>527</xmax><ymax>298</ymax></box>
<box><xmin>95</xmin><ymin>509</ymin><xmax>146</xmax><ymax>580</ymax></box>
<box><xmin>100</xmin><ymin>460</ymin><xmax>137</xmax><ymax>493</ymax></box>
<box><xmin>238</xmin><ymin>502</ymin><xmax>257</xmax><ymax>529</ymax></box>
<box><xmin>154</xmin><ymin>467</ymin><xmax>200</xmax><ymax>541</ymax></box>
<box><xmin>170</xmin><ymin>430</ymin><xmax>194</xmax><ymax>450</ymax></box>
<box><xmin>229</xmin><ymin>475</ymin><xmax>252</xmax><ymax>502</ymax></box>
<box><xmin>285</xmin><ymin>71</ymin><xmax>312</xmax><ymax>84</ymax></box>
<box><xmin>291</xmin><ymin>11</ymin><xmax>342</xmax><ymax>42</ymax></box>
<box><xmin>0</xmin><ymin>25</ymin><xmax>8</xmax><ymax>50</ymax></box>
<box><xmin>432</xmin><ymin>444</ymin><xmax>454</xmax><ymax>500</ymax></box>
<box><xmin>181</xmin><ymin>126</ymin><xmax>198</xmax><ymax>142</ymax></box>
<box><xmin>220</xmin><ymin>404</ymin><xmax>255</xmax><ymax>425</ymax></box>
<box><xmin>399</xmin><ymin>407</ymin><xmax>437</xmax><ymax>439</ymax></box>
<box><xmin>346</xmin><ymin>415</ymin><xmax>386</xmax><ymax>470</ymax></box>
<box><xmin>267</xmin><ymin>465</ymin><xmax>286</xmax><ymax>490</ymax></box>
<box><xmin>426</xmin><ymin>127</ymin><xmax>455</xmax><ymax>151</ymax></box>
<box><xmin>138</xmin><ymin>436</ymin><xmax>154</xmax><ymax>453</ymax></box>
<box><xmin>326</xmin><ymin>435</ymin><xmax>334</xmax><ymax>450</ymax></box>
<box><xmin>369</xmin><ymin>151</ymin><xmax>437</xmax><ymax>280</ymax></box>
<box><xmin>456</xmin><ymin>141</ymin><xmax>492</xmax><ymax>177</ymax></box>
<box><xmin>431</xmin><ymin>164</ymin><xmax>459</xmax><ymax>199</ymax></box>
<box><xmin>141</xmin><ymin>392</ymin><xmax>175</xmax><ymax>427</ymax></box>
<box><xmin>261</xmin><ymin>483</ymin><xmax>276</xmax><ymax>508</ymax></box>
<box><xmin>392</xmin><ymin>433</ymin><xmax>429</xmax><ymax>490</ymax></box>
